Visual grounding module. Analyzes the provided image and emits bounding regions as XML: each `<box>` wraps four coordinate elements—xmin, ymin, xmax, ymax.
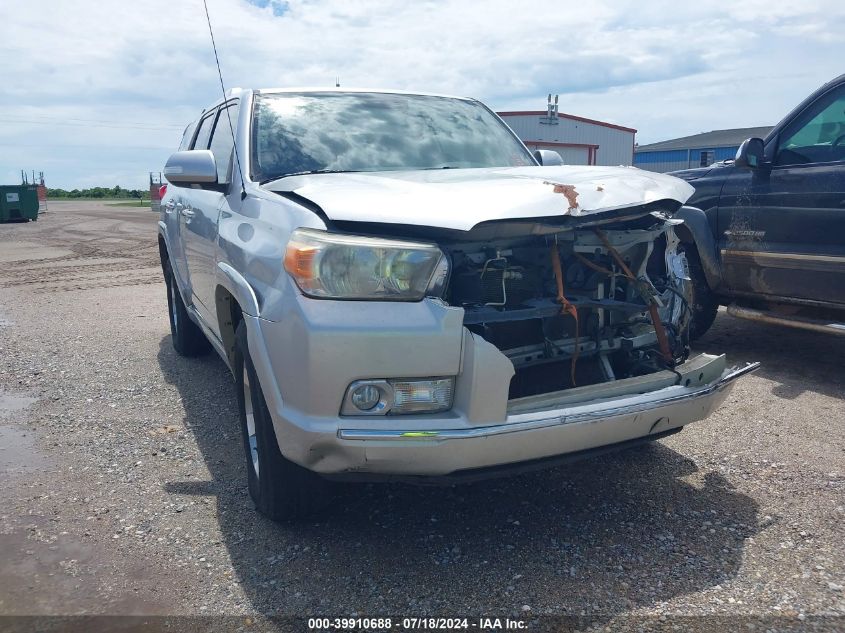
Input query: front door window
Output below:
<box><xmin>776</xmin><ymin>86</ymin><xmax>845</xmax><ymax>165</ymax></box>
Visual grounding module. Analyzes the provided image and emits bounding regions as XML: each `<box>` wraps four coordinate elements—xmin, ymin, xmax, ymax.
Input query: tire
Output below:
<box><xmin>234</xmin><ymin>322</ymin><xmax>331</xmax><ymax>521</ymax></box>
<box><xmin>163</xmin><ymin>259</ymin><xmax>211</xmax><ymax>357</ymax></box>
<box><xmin>682</xmin><ymin>245</ymin><xmax>719</xmax><ymax>341</ymax></box>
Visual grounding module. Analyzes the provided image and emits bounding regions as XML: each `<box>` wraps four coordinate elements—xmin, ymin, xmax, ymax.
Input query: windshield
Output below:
<box><xmin>251</xmin><ymin>92</ymin><xmax>534</xmax><ymax>182</ymax></box>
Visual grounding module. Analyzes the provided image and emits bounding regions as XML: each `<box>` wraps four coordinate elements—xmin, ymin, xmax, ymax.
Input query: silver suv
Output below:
<box><xmin>159</xmin><ymin>88</ymin><xmax>757</xmax><ymax>521</ymax></box>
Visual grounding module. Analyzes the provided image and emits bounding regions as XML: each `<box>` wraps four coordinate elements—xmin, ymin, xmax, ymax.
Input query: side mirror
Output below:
<box><xmin>164</xmin><ymin>150</ymin><xmax>218</xmax><ymax>186</ymax></box>
<box><xmin>533</xmin><ymin>149</ymin><xmax>564</xmax><ymax>166</ymax></box>
<box><xmin>734</xmin><ymin>138</ymin><xmax>765</xmax><ymax>169</ymax></box>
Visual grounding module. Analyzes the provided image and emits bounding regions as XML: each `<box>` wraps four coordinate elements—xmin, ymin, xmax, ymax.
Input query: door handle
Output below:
<box><xmin>181</xmin><ymin>207</ymin><xmax>195</xmax><ymax>219</ymax></box>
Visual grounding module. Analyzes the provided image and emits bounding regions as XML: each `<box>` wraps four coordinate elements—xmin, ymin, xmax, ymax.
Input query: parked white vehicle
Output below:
<box><xmin>159</xmin><ymin>88</ymin><xmax>757</xmax><ymax>520</ymax></box>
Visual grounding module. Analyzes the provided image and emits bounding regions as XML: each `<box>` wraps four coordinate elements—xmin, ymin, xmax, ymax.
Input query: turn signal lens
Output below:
<box><xmin>283</xmin><ymin>244</ymin><xmax>318</xmax><ymax>281</ymax></box>
<box><xmin>391</xmin><ymin>378</ymin><xmax>454</xmax><ymax>414</ymax></box>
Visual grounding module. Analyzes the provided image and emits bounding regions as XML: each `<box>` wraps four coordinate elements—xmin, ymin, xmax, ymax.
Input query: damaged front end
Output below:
<box><xmin>269</xmin><ymin>164</ymin><xmax>706</xmax><ymax>406</ymax></box>
<box><xmin>259</xmin><ymin>167</ymin><xmax>758</xmax><ymax>477</ymax></box>
<box><xmin>436</xmin><ymin>207</ymin><xmax>693</xmax><ymax>401</ymax></box>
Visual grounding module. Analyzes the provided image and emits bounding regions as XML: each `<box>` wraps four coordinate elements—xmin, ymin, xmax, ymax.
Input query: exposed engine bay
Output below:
<box><xmin>440</xmin><ymin>212</ymin><xmax>693</xmax><ymax>399</ymax></box>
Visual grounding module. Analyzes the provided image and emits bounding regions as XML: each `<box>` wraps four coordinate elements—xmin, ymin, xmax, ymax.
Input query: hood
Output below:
<box><xmin>668</xmin><ymin>166</ymin><xmax>715</xmax><ymax>182</ymax></box>
<box><xmin>263</xmin><ymin>165</ymin><xmax>694</xmax><ymax>231</ymax></box>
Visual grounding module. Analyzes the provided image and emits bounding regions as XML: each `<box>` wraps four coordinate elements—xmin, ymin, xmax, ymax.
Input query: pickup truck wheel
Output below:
<box><xmin>234</xmin><ymin>322</ymin><xmax>331</xmax><ymax>521</ymax></box>
<box><xmin>682</xmin><ymin>246</ymin><xmax>718</xmax><ymax>341</ymax></box>
<box><xmin>164</xmin><ymin>260</ymin><xmax>210</xmax><ymax>357</ymax></box>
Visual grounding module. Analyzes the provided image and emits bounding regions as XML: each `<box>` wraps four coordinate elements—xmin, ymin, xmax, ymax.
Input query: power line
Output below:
<box><xmin>0</xmin><ymin>142</ymin><xmax>169</xmax><ymax>150</ymax></box>
<box><xmin>0</xmin><ymin>117</ymin><xmax>184</xmax><ymax>131</ymax></box>
<box><xmin>0</xmin><ymin>113</ymin><xmax>184</xmax><ymax>127</ymax></box>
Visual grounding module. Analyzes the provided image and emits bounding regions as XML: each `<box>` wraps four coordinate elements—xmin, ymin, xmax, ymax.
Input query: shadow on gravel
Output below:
<box><xmin>157</xmin><ymin>336</ymin><xmax>760</xmax><ymax>618</ymax></box>
<box><xmin>693</xmin><ymin>311</ymin><xmax>845</xmax><ymax>402</ymax></box>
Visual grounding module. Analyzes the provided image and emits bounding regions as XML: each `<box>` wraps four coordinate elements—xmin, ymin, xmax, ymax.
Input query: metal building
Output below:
<box><xmin>498</xmin><ymin>97</ymin><xmax>637</xmax><ymax>166</ymax></box>
<box><xmin>633</xmin><ymin>126</ymin><xmax>773</xmax><ymax>173</ymax></box>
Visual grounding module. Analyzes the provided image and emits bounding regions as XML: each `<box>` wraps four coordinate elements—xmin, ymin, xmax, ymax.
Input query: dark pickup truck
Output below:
<box><xmin>669</xmin><ymin>73</ymin><xmax>845</xmax><ymax>339</ymax></box>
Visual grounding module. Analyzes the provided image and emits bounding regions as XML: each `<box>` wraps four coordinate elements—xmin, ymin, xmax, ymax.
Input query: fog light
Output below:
<box><xmin>391</xmin><ymin>378</ymin><xmax>454</xmax><ymax>414</ymax></box>
<box><xmin>341</xmin><ymin>379</ymin><xmax>392</xmax><ymax>416</ymax></box>
<box><xmin>350</xmin><ymin>384</ymin><xmax>381</xmax><ymax>411</ymax></box>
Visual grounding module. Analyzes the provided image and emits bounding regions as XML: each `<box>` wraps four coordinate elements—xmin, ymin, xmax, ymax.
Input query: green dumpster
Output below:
<box><xmin>0</xmin><ymin>185</ymin><xmax>39</xmax><ymax>222</ymax></box>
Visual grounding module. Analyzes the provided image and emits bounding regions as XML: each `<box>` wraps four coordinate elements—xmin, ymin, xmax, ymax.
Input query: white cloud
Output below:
<box><xmin>0</xmin><ymin>0</ymin><xmax>842</xmax><ymax>187</ymax></box>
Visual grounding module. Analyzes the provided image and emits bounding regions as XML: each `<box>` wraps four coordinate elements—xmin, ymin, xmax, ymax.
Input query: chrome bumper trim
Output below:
<box><xmin>337</xmin><ymin>362</ymin><xmax>759</xmax><ymax>441</ymax></box>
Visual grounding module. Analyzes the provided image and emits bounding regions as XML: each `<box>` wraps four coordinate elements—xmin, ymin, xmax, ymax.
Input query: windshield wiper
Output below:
<box><xmin>260</xmin><ymin>169</ymin><xmax>360</xmax><ymax>184</ymax></box>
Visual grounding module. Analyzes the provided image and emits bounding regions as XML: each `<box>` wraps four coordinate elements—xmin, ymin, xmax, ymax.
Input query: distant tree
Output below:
<box><xmin>45</xmin><ymin>186</ymin><xmax>148</xmax><ymax>199</ymax></box>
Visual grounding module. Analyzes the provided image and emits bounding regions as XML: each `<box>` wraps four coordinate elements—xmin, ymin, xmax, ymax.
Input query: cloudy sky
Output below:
<box><xmin>0</xmin><ymin>0</ymin><xmax>842</xmax><ymax>189</ymax></box>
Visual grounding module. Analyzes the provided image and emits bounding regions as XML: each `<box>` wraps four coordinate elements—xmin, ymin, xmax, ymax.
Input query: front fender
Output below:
<box><xmin>216</xmin><ymin>262</ymin><xmax>260</xmax><ymax>317</ymax></box>
<box><xmin>674</xmin><ymin>205</ymin><xmax>722</xmax><ymax>289</ymax></box>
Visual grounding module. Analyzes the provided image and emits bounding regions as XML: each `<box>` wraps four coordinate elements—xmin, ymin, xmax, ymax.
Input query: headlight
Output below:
<box><xmin>284</xmin><ymin>228</ymin><xmax>447</xmax><ymax>300</ymax></box>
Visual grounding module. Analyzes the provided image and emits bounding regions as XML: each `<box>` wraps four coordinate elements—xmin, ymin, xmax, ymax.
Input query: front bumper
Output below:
<box><xmin>245</xmin><ymin>298</ymin><xmax>757</xmax><ymax>478</ymax></box>
<box><xmin>332</xmin><ymin>362</ymin><xmax>755</xmax><ymax>476</ymax></box>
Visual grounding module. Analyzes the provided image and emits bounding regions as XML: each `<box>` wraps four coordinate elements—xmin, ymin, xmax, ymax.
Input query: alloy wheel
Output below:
<box><xmin>242</xmin><ymin>361</ymin><xmax>260</xmax><ymax>478</ymax></box>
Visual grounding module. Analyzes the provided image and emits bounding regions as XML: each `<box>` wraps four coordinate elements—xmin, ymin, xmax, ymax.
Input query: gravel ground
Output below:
<box><xmin>0</xmin><ymin>202</ymin><xmax>843</xmax><ymax>630</ymax></box>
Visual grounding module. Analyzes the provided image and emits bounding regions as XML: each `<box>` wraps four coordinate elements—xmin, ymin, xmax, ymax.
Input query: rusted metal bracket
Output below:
<box><xmin>593</xmin><ymin>229</ymin><xmax>674</xmax><ymax>365</ymax></box>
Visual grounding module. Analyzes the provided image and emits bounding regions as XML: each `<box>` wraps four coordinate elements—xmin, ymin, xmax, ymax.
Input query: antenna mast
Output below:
<box><xmin>541</xmin><ymin>93</ymin><xmax>560</xmax><ymax>126</ymax></box>
<box><xmin>203</xmin><ymin>0</ymin><xmax>247</xmax><ymax>199</ymax></box>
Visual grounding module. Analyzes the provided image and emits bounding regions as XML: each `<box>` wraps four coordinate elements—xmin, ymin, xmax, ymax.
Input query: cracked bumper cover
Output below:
<box><xmin>244</xmin><ymin>298</ymin><xmax>757</xmax><ymax>477</ymax></box>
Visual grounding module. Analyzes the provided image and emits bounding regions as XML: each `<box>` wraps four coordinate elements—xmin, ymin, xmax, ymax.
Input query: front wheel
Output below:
<box><xmin>234</xmin><ymin>322</ymin><xmax>331</xmax><ymax>521</ymax></box>
<box><xmin>681</xmin><ymin>245</ymin><xmax>719</xmax><ymax>341</ymax></box>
